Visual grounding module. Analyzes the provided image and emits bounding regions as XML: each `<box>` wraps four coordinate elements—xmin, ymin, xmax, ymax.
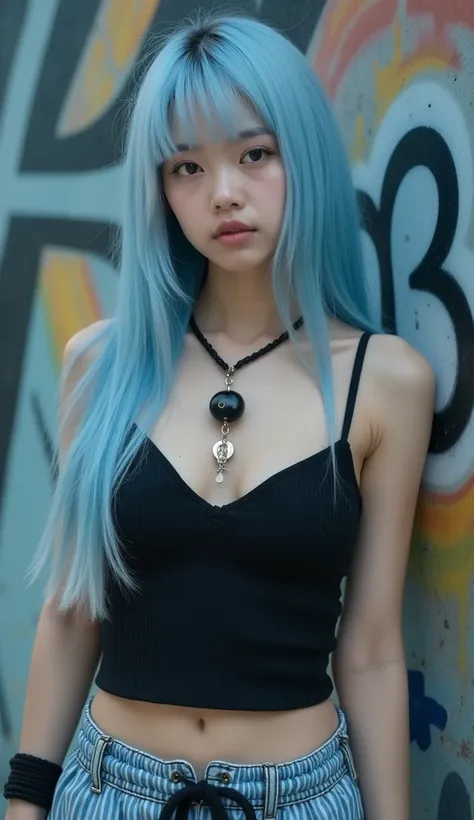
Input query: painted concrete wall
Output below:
<box><xmin>0</xmin><ymin>1</ymin><xmax>472</xmax><ymax>816</ymax></box>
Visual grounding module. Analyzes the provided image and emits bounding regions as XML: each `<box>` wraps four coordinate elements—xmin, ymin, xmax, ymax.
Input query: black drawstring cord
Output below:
<box><xmin>158</xmin><ymin>777</ymin><xmax>258</xmax><ymax>820</ymax></box>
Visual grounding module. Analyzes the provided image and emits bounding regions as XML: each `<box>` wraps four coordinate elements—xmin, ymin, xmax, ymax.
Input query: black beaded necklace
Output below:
<box><xmin>189</xmin><ymin>315</ymin><xmax>304</xmax><ymax>484</ymax></box>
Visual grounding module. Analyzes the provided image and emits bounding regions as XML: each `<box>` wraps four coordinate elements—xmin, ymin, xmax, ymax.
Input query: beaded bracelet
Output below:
<box><xmin>3</xmin><ymin>753</ymin><xmax>63</xmax><ymax>811</ymax></box>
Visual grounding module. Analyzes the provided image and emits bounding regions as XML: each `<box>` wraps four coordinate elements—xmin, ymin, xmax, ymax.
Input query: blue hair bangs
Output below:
<box><xmin>29</xmin><ymin>13</ymin><xmax>380</xmax><ymax>618</ymax></box>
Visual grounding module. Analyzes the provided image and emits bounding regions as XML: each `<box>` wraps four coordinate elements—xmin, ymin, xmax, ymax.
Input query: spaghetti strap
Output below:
<box><xmin>341</xmin><ymin>332</ymin><xmax>373</xmax><ymax>440</ymax></box>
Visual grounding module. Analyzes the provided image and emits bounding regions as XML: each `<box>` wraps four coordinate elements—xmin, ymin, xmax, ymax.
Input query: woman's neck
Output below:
<box><xmin>194</xmin><ymin>263</ymin><xmax>286</xmax><ymax>344</ymax></box>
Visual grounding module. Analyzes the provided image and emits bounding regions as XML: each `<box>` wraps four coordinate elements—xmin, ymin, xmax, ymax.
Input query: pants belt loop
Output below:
<box><xmin>263</xmin><ymin>764</ymin><xmax>279</xmax><ymax>820</ymax></box>
<box><xmin>90</xmin><ymin>733</ymin><xmax>111</xmax><ymax>794</ymax></box>
<box><xmin>339</xmin><ymin>735</ymin><xmax>359</xmax><ymax>782</ymax></box>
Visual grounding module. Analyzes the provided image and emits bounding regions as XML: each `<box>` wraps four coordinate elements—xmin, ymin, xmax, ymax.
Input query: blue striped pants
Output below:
<box><xmin>49</xmin><ymin>701</ymin><xmax>364</xmax><ymax>819</ymax></box>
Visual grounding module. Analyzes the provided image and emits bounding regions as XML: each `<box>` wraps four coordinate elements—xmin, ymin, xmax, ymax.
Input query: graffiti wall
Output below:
<box><xmin>0</xmin><ymin>0</ymin><xmax>472</xmax><ymax>816</ymax></box>
<box><xmin>308</xmin><ymin>1</ymin><xmax>474</xmax><ymax>815</ymax></box>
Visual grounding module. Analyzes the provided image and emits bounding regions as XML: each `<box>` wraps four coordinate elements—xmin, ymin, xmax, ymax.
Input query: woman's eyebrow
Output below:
<box><xmin>175</xmin><ymin>126</ymin><xmax>273</xmax><ymax>153</ymax></box>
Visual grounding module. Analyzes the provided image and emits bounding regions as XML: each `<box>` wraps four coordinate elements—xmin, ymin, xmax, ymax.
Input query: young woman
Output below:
<box><xmin>4</xmin><ymin>12</ymin><xmax>435</xmax><ymax>820</ymax></box>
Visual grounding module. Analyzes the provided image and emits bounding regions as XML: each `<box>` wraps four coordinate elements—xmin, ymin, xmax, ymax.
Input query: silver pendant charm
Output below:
<box><xmin>213</xmin><ymin>421</ymin><xmax>234</xmax><ymax>483</ymax></box>
<box><xmin>212</xmin><ymin>440</ymin><xmax>235</xmax><ymax>460</ymax></box>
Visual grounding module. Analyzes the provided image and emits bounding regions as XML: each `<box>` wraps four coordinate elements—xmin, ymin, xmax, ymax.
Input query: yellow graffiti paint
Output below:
<box><xmin>373</xmin><ymin>17</ymin><xmax>452</xmax><ymax>123</ymax></box>
<box><xmin>411</xmin><ymin>522</ymin><xmax>474</xmax><ymax>672</ymax></box>
<box><xmin>40</xmin><ymin>250</ymin><xmax>102</xmax><ymax>370</ymax></box>
<box><xmin>410</xmin><ymin>476</ymin><xmax>474</xmax><ymax>672</ymax></box>
<box><xmin>105</xmin><ymin>0</ymin><xmax>159</xmax><ymax>69</ymax></box>
<box><xmin>350</xmin><ymin>114</ymin><xmax>368</xmax><ymax>161</ymax></box>
<box><xmin>58</xmin><ymin>0</ymin><xmax>161</xmax><ymax>136</ymax></box>
<box><xmin>328</xmin><ymin>0</ymin><xmax>372</xmax><ymax>38</ymax></box>
<box><xmin>418</xmin><ymin>478</ymin><xmax>474</xmax><ymax>549</ymax></box>
<box><xmin>410</xmin><ymin>477</ymin><xmax>474</xmax><ymax>675</ymax></box>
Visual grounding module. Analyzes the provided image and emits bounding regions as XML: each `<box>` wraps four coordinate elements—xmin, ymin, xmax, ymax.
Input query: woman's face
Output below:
<box><xmin>162</xmin><ymin>104</ymin><xmax>286</xmax><ymax>273</ymax></box>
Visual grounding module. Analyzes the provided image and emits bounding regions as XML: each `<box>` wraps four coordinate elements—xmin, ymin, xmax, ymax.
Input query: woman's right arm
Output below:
<box><xmin>5</xmin><ymin>603</ymin><xmax>101</xmax><ymax>820</ymax></box>
<box><xmin>5</xmin><ymin>323</ymin><xmax>108</xmax><ymax>819</ymax></box>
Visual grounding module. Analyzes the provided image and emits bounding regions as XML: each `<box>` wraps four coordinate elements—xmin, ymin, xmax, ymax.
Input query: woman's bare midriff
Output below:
<box><xmin>91</xmin><ymin>689</ymin><xmax>339</xmax><ymax>777</ymax></box>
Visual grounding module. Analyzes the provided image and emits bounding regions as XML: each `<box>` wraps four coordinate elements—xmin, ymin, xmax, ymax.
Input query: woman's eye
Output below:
<box><xmin>173</xmin><ymin>161</ymin><xmax>202</xmax><ymax>176</ymax></box>
<box><xmin>241</xmin><ymin>147</ymin><xmax>271</xmax><ymax>164</ymax></box>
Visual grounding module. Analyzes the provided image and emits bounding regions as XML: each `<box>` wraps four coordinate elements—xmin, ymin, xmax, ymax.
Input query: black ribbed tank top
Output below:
<box><xmin>95</xmin><ymin>333</ymin><xmax>372</xmax><ymax>710</ymax></box>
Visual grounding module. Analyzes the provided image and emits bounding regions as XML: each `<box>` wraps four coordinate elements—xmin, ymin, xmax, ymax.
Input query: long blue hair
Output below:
<box><xmin>30</xmin><ymin>12</ymin><xmax>379</xmax><ymax>618</ymax></box>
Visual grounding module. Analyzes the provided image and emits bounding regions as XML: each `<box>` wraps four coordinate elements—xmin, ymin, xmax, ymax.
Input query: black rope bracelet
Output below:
<box><xmin>3</xmin><ymin>753</ymin><xmax>63</xmax><ymax>811</ymax></box>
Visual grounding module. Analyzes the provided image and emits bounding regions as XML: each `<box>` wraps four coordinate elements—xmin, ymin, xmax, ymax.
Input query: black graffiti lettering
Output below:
<box><xmin>0</xmin><ymin>0</ymin><xmax>30</xmax><ymax>114</ymax></box>
<box><xmin>404</xmin><ymin>129</ymin><xmax>474</xmax><ymax>453</ymax></box>
<box><xmin>358</xmin><ymin>191</ymin><xmax>397</xmax><ymax>333</ymax></box>
<box><xmin>257</xmin><ymin>0</ymin><xmax>328</xmax><ymax>52</ymax></box>
<box><xmin>21</xmin><ymin>0</ymin><xmax>326</xmax><ymax>173</ymax></box>
<box><xmin>31</xmin><ymin>392</ymin><xmax>57</xmax><ymax>481</ymax></box>
<box><xmin>0</xmin><ymin>217</ymin><xmax>116</xmax><ymax>519</ymax></box>
<box><xmin>358</xmin><ymin>126</ymin><xmax>474</xmax><ymax>454</ymax></box>
<box><xmin>21</xmin><ymin>0</ymin><xmax>119</xmax><ymax>172</ymax></box>
<box><xmin>438</xmin><ymin>771</ymin><xmax>472</xmax><ymax>820</ymax></box>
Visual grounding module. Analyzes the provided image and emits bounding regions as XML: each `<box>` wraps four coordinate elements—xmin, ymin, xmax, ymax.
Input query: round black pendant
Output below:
<box><xmin>210</xmin><ymin>390</ymin><xmax>245</xmax><ymax>422</ymax></box>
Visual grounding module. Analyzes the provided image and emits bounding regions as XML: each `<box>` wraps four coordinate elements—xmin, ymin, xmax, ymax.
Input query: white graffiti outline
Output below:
<box><xmin>353</xmin><ymin>81</ymin><xmax>474</xmax><ymax>492</ymax></box>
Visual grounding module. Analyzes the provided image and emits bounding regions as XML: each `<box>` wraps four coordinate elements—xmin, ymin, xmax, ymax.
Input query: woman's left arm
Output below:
<box><xmin>332</xmin><ymin>334</ymin><xmax>436</xmax><ymax>820</ymax></box>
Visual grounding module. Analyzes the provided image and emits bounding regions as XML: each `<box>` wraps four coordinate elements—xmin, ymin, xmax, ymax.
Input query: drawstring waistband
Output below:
<box><xmin>76</xmin><ymin>699</ymin><xmax>357</xmax><ymax>815</ymax></box>
<box><xmin>158</xmin><ymin>776</ymin><xmax>257</xmax><ymax>820</ymax></box>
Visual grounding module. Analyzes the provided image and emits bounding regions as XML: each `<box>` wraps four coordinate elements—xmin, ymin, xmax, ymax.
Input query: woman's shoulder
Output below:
<box><xmin>58</xmin><ymin>321</ymin><xmax>115</xmax><ymax>455</ymax></box>
<box><xmin>365</xmin><ymin>332</ymin><xmax>435</xmax><ymax>397</ymax></box>
<box><xmin>62</xmin><ymin>319</ymin><xmax>114</xmax><ymax>392</ymax></box>
<box><xmin>61</xmin><ymin>320</ymin><xmax>114</xmax><ymax>412</ymax></box>
<box><xmin>361</xmin><ymin>332</ymin><xmax>435</xmax><ymax>459</ymax></box>
<box><xmin>63</xmin><ymin>319</ymin><xmax>113</xmax><ymax>370</ymax></box>
<box><xmin>331</xmin><ymin>320</ymin><xmax>434</xmax><ymax>393</ymax></box>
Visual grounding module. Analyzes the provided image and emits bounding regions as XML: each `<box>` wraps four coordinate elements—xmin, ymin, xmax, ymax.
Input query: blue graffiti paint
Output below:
<box><xmin>408</xmin><ymin>669</ymin><xmax>448</xmax><ymax>751</ymax></box>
